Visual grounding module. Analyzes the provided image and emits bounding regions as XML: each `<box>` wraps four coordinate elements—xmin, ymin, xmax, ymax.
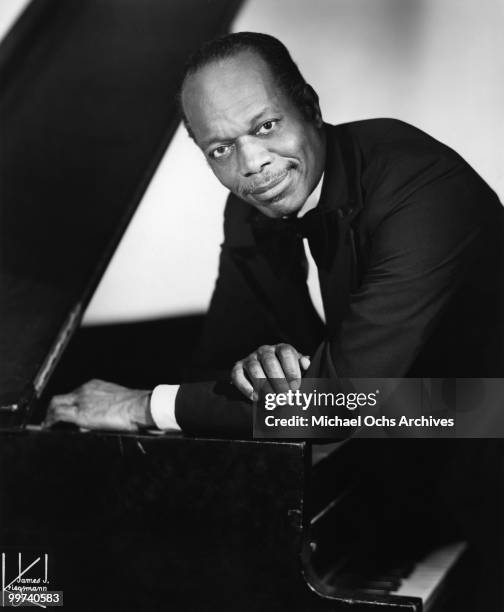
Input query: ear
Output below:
<box><xmin>303</xmin><ymin>84</ymin><xmax>323</xmax><ymax>128</ymax></box>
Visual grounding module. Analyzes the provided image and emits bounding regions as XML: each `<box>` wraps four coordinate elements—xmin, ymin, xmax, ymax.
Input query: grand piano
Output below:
<box><xmin>0</xmin><ymin>2</ymin><xmax>499</xmax><ymax>610</ymax></box>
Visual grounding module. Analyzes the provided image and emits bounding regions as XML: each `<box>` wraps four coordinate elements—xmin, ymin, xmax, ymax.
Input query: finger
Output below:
<box><xmin>49</xmin><ymin>392</ymin><xmax>78</xmax><ymax>407</ymax></box>
<box><xmin>231</xmin><ymin>362</ymin><xmax>256</xmax><ymax>401</ymax></box>
<box><xmin>299</xmin><ymin>355</ymin><xmax>311</xmax><ymax>371</ymax></box>
<box><xmin>242</xmin><ymin>354</ymin><xmax>267</xmax><ymax>384</ymax></box>
<box><xmin>44</xmin><ymin>404</ymin><xmax>78</xmax><ymax>428</ymax></box>
<box><xmin>259</xmin><ymin>378</ymin><xmax>275</xmax><ymax>403</ymax></box>
<box><xmin>44</xmin><ymin>394</ymin><xmax>77</xmax><ymax>427</ymax></box>
<box><xmin>244</xmin><ymin>354</ymin><xmax>277</xmax><ymax>399</ymax></box>
<box><xmin>276</xmin><ymin>345</ymin><xmax>302</xmax><ymax>390</ymax></box>
<box><xmin>256</xmin><ymin>347</ymin><xmax>290</xmax><ymax>394</ymax></box>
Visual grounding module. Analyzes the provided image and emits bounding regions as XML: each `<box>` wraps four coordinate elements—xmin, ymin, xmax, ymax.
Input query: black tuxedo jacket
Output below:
<box><xmin>175</xmin><ymin>119</ymin><xmax>504</xmax><ymax>437</ymax></box>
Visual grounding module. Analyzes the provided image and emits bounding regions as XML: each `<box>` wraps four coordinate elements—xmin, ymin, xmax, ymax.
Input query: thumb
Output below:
<box><xmin>299</xmin><ymin>355</ymin><xmax>311</xmax><ymax>371</ymax></box>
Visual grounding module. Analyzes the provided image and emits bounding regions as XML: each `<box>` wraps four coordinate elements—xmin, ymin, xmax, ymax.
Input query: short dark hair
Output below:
<box><xmin>180</xmin><ymin>32</ymin><xmax>316</xmax><ymax>139</ymax></box>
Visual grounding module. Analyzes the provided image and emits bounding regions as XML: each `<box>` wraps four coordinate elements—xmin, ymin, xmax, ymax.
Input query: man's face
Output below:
<box><xmin>181</xmin><ymin>51</ymin><xmax>326</xmax><ymax>218</ymax></box>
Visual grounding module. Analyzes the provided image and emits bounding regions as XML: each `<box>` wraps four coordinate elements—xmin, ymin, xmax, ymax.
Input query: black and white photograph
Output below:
<box><xmin>1</xmin><ymin>0</ymin><xmax>503</xmax><ymax>610</ymax></box>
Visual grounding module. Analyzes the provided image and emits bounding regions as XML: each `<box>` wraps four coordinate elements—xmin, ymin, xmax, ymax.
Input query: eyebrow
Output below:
<box><xmin>201</xmin><ymin>107</ymin><xmax>271</xmax><ymax>150</ymax></box>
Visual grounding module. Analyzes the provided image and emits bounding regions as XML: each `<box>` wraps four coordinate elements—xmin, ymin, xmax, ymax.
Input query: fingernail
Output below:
<box><xmin>250</xmin><ymin>391</ymin><xmax>258</xmax><ymax>402</ymax></box>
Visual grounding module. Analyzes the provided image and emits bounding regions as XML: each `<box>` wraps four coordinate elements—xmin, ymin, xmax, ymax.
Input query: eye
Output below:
<box><xmin>209</xmin><ymin>144</ymin><xmax>232</xmax><ymax>160</ymax></box>
<box><xmin>256</xmin><ymin>120</ymin><xmax>277</xmax><ymax>135</ymax></box>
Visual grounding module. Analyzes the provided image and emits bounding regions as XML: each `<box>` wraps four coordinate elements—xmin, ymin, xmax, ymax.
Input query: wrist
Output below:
<box><xmin>129</xmin><ymin>391</ymin><xmax>156</xmax><ymax>430</ymax></box>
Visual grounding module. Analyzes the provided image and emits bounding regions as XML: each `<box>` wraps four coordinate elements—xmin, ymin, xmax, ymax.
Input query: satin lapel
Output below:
<box><xmin>317</xmin><ymin>124</ymin><xmax>363</xmax><ymax>334</ymax></box>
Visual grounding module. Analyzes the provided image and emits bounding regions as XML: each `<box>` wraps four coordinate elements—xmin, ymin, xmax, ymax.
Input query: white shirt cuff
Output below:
<box><xmin>150</xmin><ymin>384</ymin><xmax>181</xmax><ymax>431</ymax></box>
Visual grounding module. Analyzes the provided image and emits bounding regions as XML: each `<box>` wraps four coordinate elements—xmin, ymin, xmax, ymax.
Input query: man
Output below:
<box><xmin>45</xmin><ymin>32</ymin><xmax>504</xmax><ymax>437</ymax></box>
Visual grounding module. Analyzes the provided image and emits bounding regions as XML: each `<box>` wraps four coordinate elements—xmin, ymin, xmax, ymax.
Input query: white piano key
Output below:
<box><xmin>393</xmin><ymin>541</ymin><xmax>467</xmax><ymax>606</ymax></box>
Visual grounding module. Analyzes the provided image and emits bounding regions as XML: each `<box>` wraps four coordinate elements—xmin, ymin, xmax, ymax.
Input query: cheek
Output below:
<box><xmin>210</xmin><ymin>163</ymin><xmax>235</xmax><ymax>189</ymax></box>
<box><xmin>274</xmin><ymin>131</ymin><xmax>307</xmax><ymax>167</ymax></box>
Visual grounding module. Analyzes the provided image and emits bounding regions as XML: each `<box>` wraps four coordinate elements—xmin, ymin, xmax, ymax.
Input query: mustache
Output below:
<box><xmin>240</xmin><ymin>167</ymin><xmax>292</xmax><ymax>197</ymax></box>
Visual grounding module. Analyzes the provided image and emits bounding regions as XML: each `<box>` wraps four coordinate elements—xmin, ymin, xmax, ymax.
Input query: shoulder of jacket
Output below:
<box><xmin>222</xmin><ymin>192</ymin><xmax>257</xmax><ymax>248</ymax></box>
<box><xmin>330</xmin><ymin>117</ymin><xmax>434</xmax><ymax>146</ymax></box>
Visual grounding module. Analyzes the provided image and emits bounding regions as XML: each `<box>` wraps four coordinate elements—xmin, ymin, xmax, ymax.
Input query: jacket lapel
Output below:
<box><xmin>316</xmin><ymin>123</ymin><xmax>364</xmax><ymax>335</ymax></box>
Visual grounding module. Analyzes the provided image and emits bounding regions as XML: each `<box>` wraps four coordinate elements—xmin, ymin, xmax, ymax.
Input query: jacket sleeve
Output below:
<box><xmin>309</xmin><ymin>159</ymin><xmax>503</xmax><ymax>380</ymax></box>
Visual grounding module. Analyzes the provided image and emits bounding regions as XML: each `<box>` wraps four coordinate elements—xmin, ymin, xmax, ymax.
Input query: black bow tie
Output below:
<box><xmin>251</xmin><ymin>207</ymin><xmax>340</xmax><ymax>269</ymax></box>
<box><xmin>253</xmin><ymin>207</ymin><xmax>319</xmax><ymax>237</ymax></box>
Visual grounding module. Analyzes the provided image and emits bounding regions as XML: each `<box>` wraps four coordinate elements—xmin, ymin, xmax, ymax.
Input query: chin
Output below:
<box><xmin>256</xmin><ymin>196</ymin><xmax>304</xmax><ymax>219</ymax></box>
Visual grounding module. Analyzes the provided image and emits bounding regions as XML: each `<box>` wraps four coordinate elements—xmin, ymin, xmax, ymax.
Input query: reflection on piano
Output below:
<box><xmin>0</xmin><ymin>2</ymin><xmax>501</xmax><ymax>611</ymax></box>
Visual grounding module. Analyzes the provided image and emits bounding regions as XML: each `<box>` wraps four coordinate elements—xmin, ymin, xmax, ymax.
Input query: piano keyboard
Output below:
<box><xmin>324</xmin><ymin>540</ymin><xmax>467</xmax><ymax>611</ymax></box>
<box><xmin>393</xmin><ymin>541</ymin><xmax>467</xmax><ymax>610</ymax></box>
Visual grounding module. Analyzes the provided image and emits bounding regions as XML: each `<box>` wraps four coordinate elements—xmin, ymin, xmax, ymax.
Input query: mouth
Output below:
<box><xmin>249</xmin><ymin>170</ymin><xmax>291</xmax><ymax>201</ymax></box>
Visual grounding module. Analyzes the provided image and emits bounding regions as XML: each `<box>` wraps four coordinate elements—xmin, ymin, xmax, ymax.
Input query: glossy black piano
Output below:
<box><xmin>0</xmin><ymin>2</ymin><xmax>501</xmax><ymax>611</ymax></box>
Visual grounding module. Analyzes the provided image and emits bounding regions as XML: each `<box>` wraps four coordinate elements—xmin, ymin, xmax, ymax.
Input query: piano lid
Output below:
<box><xmin>0</xmin><ymin>0</ymin><xmax>242</xmax><ymax>426</ymax></box>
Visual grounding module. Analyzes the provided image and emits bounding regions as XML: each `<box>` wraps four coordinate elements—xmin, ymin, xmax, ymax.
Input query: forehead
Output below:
<box><xmin>181</xmin><ymin>50</ymin><xmax>289</xmax><ymax>145</ymax></box>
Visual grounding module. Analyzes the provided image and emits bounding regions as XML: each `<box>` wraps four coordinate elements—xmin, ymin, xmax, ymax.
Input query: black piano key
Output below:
<box><xmin>385</xmin><ymin>562</ymin><xmax>416</xmax><ymax>578</ymax></box>
<box><xmin>336</xmin><ymin>572</ymin><xmax>401</xmax><ymax>592</ymax></box>
<box><xmin>360</xmin><ymin>587</ymin><xmax>395</xmax><ymax>596</ymax></box>
<box><xmin>362</xmin><ymin>577</ymin><xmax>402</xmax><ymax>590</ymax></box>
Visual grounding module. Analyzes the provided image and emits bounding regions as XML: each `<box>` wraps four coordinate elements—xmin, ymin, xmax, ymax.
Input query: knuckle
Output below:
<box><xmin>259</xmin><ymin>355</ymin><xmax>276</xmax><ymax>368</ymax></box>
<box><xmin>257</xmin><ymin>345</ymin><xmax>273</xmax><ymax>356</ymax></box>
<box><xmin>277</xmin><ymin>345</ymin><xmax>294</xmax><ymax>359</ymax></box>
<box><xmin>276</xmin><ymin>343</ymin><xmax>291</xmax><ymax>351</ymax></box>
<box><xmin>246</xmin><ymin>363</ymin><xmax>264</xmax><ymax>378</ymax></box>
<box><xmin>86</xmin><ymin>378</ymin><xmax>103</xmax><ymax>389</ymax></box>
<box><xmin>244</xmin><ymin>354</ymin><xmax>259</xmax><ymax>368</ymax></box>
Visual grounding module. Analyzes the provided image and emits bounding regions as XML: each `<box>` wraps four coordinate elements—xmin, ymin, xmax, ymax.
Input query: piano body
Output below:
<box><xmin>0</xmin><ymin>431</ymin><xmax>471</xmax><ymax>612</ymax></box>
<box><xmin>0</xmin><ymin>2</ymin><xmax>497</xmax><ymax>610</ymax></box>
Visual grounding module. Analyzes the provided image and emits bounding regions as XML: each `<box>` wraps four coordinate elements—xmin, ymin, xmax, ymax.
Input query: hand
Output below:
<box><xmin>231</xmin><ymin>344</ymin><xmax>310</xmax><ymax>400</ymax></box>
<box><xmin>44</xmin><ymin>379</ymin><xmax>155</xmax><ymax>432</ymax></box>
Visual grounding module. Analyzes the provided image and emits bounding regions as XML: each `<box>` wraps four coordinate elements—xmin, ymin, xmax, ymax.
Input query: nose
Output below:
<box><xmin>237</xmin><ymin>137</ymin><xmax>272</xmax><ymax>177</ymax></box>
